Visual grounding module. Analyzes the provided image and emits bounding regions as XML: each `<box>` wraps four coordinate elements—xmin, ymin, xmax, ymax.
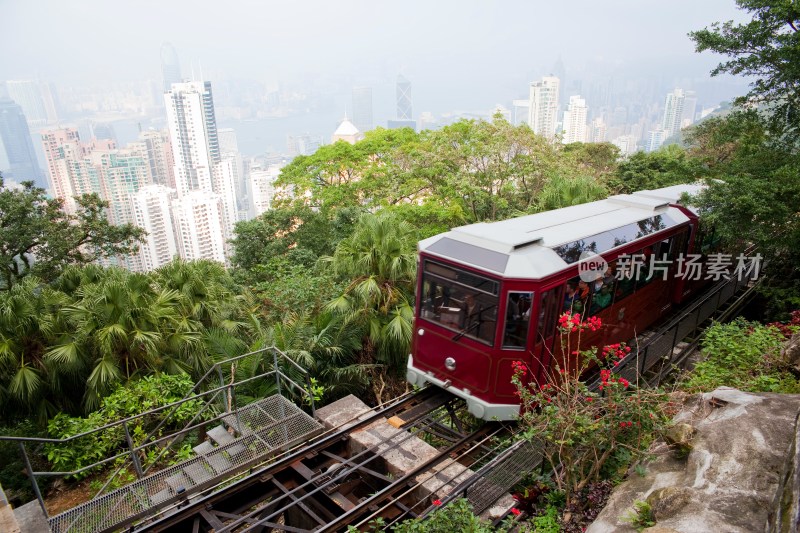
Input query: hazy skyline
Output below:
<box><xmin>2</xmin><ymin>0</ymin><xmax>752</xmax><ymax>115</ymax></box>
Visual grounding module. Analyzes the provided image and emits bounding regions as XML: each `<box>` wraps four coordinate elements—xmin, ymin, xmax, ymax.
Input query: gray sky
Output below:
<box><xmin>1</xmin><ymin>0</ymin><xmax>751</xmax><ymax>113</ymax></box>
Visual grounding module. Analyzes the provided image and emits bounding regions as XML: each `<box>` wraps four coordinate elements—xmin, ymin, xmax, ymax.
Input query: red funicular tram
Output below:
<box><xmin>406</xmin><ymin>184</ymin><xmax>705</xmax><ymax>420</ymax></box>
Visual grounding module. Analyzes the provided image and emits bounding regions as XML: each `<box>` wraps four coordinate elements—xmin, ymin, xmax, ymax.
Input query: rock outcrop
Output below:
<box><xmin>587</xmin><ymin>387</ymin><xmax>800</xmax><ymax>533</ymax></box>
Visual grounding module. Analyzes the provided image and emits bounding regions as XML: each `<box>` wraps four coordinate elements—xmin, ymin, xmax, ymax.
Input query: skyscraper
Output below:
<box><xmin>561</xmin><ymin>95</ymin><xmax>588</xmax><ymax>144</ymax></box>
<box><xmin>0</xmin><ymin>98</ymin><xmax>45</xmax><ymax>188</ymax></box>
<box><xmin>352</xmin><ymin>86</ymin><xmax>373</xmax><ymax>133</ymax></box>
<box><xmin>528</xmin><ymin>76</ymin><xmax>560</xmax><ymax>139</ymax></box>
<box><xmin>164</xmin><ymin>81</ymin><xmax>220</xmax><ymax>196</ymax></box>
<box><xmin>130</xmin><ymin>184</ymin><xmax>178</xmax><ymax>271</ymax></box>
<box><xmin>396</xmin><ymin>74</ymin><xmax>412</xmax><ymax>120</ymax></box>
<box><xmin>661</xmin><ymin>88</ymin><xmax>686</xmax><ymax>139</ymax></box>
<box><xmin>130</xmin><ymin>129</ymin><xmax>175</xmax><ymax>189</ymax></box>
<box><xmin>164</xmin><ymin>80</ymin><xmax>233</xmax><ymax>263</ymax></box>
<box><xmin>160</xmin><ymin>43</ymin><xmax>182</xmax><ymax>93</ymax></box>
<box><xmin>5</xmin><ymin>80</ymin><xmax>49</xmax><ymax>128</ymax></box>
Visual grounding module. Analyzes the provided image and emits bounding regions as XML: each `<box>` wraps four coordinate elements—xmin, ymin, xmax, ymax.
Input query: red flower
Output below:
<box><xmin>432</xmin><ymin>499</ymin><xmax>442</xmax><ymax>506</ymax></box>
<box><xmin>510</xmin><ymin>508</ymin><xmax>521</xmax><ymax>516</ymax></box>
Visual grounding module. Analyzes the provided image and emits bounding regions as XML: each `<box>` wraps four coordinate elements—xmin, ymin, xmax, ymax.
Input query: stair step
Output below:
<box><xmin>183</xmin><ymin>462</ymin><xmax>214</xmax><ymax>485</ymax></box>
<box><xmin>225</xmin><ymin>443</ymin><xmax>247</xmax><ymax>458</ymax></box>
<box><xmin>165</xmin><ymin>472</ymin><xmax>191</xmax><ymax>493</ymax></box>
<box><xmin>150</xmin><ymin>487</ymin><xmax>173</xmax><ymax>506</ymax></box>
<box><xmin>205</xmin><ymin>451</ymin><xmax>233</xmax><ymax>474</ymax></box>
<box><xmin>193</xmin><ymin>440</ymin><xmax>215</xmax><ymax>455</ymax></box>
<box><xmin>207</xmin><ymin>425</ymin><xmax>235</xmax><ymax>446</ymax></box>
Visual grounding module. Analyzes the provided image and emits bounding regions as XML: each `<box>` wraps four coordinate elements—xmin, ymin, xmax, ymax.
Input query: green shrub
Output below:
<box><xmin>44</xmin><ymin>374</ymin><xmax>205</xmax><ymax>479</ymax></box>
<box><xmin>682</xmin><ymin>318</ymin><xmax>800</xmax><ymax>393</ymax></box>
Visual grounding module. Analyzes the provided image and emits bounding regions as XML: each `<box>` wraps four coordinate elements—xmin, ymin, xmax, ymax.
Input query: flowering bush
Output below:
<box><xmin>513</xmin><ymin>312</ymin><xmax>669</xmax><ymax>509</ymax></box>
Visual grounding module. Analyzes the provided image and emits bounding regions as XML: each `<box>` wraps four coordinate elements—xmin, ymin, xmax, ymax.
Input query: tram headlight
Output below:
<box><xmin>445</xmin><ymin>357</ymin><xmax>456</xmax><ymax>371</ymax></box>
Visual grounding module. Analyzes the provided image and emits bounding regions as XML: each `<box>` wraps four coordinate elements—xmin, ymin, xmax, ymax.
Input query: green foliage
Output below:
<box><xmin>513</xmin><ymin>313</ymin><xmax>669</xmax><ymax>505</ymax></box>
<box><xmin>610</xmin><ymin>145</ymin><xmax>702</xmax><ymax>194</ymax></box>
<box><xmin>231</xmin><ymin>206</ymin><xmax>361</xmax><ymax>283</ymax></box>
<box><xmin>532</xmin><ymin>505</ymin><xmax>561</xmax><ymax>533</ymax></box>
<box><xmin>252</xmin><ymin>256</ymin><xmax>345</xmax><ymax>320</ymax></box>
<box><xmin>681</xmin><ymin>318</ymin><xmax>800</xmax><ymax>393</ymax></box>
<box><xmin>622</xmin><ymin>500</ymin><xmax>656</xmax><ymax>532</ymax></box>
<box><xmin>43</xmin><ymin>373</ymin><xmax>204</xmax><ymax>479</ymax></box>
<box><xmin>0</xmin><ymin>421</ymin><xmax>47</xmax><ymax>502</ymax></box>
<box><xmin>690</xmin><ymin>0</ymin><xmax>800</xmax><ymax>135</ymax></box>
<box><xmin>392</xmin><ymin>499</ymin><xmax>495</xmax><ymax>533</ymax></box>
<box><xmin>273</xmin><ymin>116</ymin><xmax>610</xmax><ymax>225</ymax></box>
<box><xmin>324</xmin><ymin>211</ymin><xmax>418</xmax><ymax>379</ymax></box>
<box><xmin>0</xmin><ymin>178</ymin><xmax>145</xmax><ymax>289</ymax></box>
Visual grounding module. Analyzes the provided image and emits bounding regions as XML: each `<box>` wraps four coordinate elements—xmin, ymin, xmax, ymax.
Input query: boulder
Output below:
<box><xmin>766</xmin><ymin>410</ymin><xmax>800</xmax><ymax>532</ymax></box>
<box><xmin>645</xmin><ymin>487</ymin><xmax>692</xmax><ymax>521</ymax></box>
<box><xmin>782</xmin><ymin>333</ymin><xmax>800</xmax><ymax>373</ymax></box>
<box><xmin>662</xmin><ymin>423</ymin><xmax>695</xmax><ymax>458</ymax></box>
<box><xmin>587</xmin><ymin>387</ymin><xmax>800</xmax><ymax>533</ymax></box>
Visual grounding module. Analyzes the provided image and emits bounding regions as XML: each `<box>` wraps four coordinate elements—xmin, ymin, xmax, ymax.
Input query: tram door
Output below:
<box><xmin>534</xmin><ymin>286</ymin><xmax>562</xmax><ymax>384</ymax></box>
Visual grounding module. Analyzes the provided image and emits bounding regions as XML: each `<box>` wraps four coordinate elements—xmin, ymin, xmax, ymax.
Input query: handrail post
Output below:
<box><xmin>122</xmin><ymin>421</ymin><xmax>144</xmax><ymax>479</ymax></box>
<box><xmin>18</xmin><ymin>442</ymin><xmax>47</xmax><ymax>517</ymax></box>
<box><xmin>273</xmin><ymin>348</ymin><xmax>282</xmax><ymax>398</ymax></box>
<box><xmin>306</xmin><ymin>373</ymin><xmax>316</xmax><ymax>418</ymax></box>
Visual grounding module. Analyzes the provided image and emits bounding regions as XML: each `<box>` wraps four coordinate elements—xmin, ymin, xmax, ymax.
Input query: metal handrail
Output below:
<box><xmin>0</xmin><ymin>345</ymin><xmax>316</xmax><ymax>517</ymax></box>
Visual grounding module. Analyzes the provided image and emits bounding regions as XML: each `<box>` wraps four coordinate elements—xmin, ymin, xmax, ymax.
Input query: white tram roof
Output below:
<box><xmin>419</xmin><ymin>183</ymin><xmax>703</xmax><ymax>280</ymax></box>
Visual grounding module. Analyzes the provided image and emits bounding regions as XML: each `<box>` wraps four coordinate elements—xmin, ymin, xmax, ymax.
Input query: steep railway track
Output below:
<box><xmin>138</xmin><ymin>387</ymin><xmax>508</xmax><ymax>533</ymax></box>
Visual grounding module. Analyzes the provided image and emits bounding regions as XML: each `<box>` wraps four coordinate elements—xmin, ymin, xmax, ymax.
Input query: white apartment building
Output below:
<box><xmin>130</xmin><ymin>185</ymin><xmax>178</xmax><ymax>271</ymax></box>
<box><xmin>528</xmin><ymin>76</ymin><xmax>560</xmax><ymax>138</ymax></box>
<box><xmin>561</xmin><ymin>95</ymin><xmax>588</xmax><ymax>144</ymax></box>
<box><xmin>171</xmin><ymin>191</ymin><xmax>227</xmax><ymax>264</ymax></box>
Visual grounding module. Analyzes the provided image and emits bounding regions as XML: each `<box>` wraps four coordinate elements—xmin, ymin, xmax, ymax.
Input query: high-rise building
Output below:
<box><xmin>165</xmin><ymin>81</ymin><xmax>221</xmax><ymax>196</ymax></box>
<box><xmin>41</xmin><ymin>128</ymin><xmax>96</xmax><ymax>213</ymax></box>
<box><xmin>91</xmin><ymin>148</ymin><xmax>152</xmax><ymax>227</ymax></box>
<box><xmin>352</xmin><ymin>86</ymin><xmax>373</xmax><ymax>133</ymax></box>
<box><xmin>160</xmin><ymin>43</ymin><xmax>182</xmax><ymax>93</ymax></box>
<box><xmin>130</xmin><ymin>130</ymin><xmax>175</xmax><ymax>189</ymax></box>
<box><xmin>589</xmin><ymin>117</ymin><xmax>608</xmax><ymax>143</ymax></box>
<box><xmin>130</xmin><ymin>185</ymin><xmax>178</xmax><ymax>271</ymax></box>
<box><xmin>561</xmin><ymin>95</ymin><xmax>588</xmax><ymax>144</ymax></box>
<box><xmin>612</xmin><ymin>134</ymin><xmax>638</xmax><ymax>156</ymax></box>
<box><xmin>0</xmin><ymin>98</ymin><xmax>45</xmax><ymax>188</ymax></box>
<box><xmin>5</xmin><ymin>80</ymin><xmax>49</xmax><ymax>127</ymax></box>
<box><xmin>528</xmin><ymin>76</ymin><xmax>560</xmax><ymax>139</ymax></box>
<box><xmin>164</xmin><ymin>80</ymin><xmax>235</xmax><ymax>263</ymax></box>
<box><xmin>681</xmin><ymin>90</ymin><xmax>697</xmax><ymax>130</ymax></box>
<box><xmin>661</xmin><ymin>88</ymin><xmax>686</xmax><ymax>139</ymax></box>
<box><xmin>396</xmin><ymin>74</ymin><xmax>412</xmax><ymax>120</ymax></box>
<box><xmin>646</xmin><ymin>129</ymin><xmax>667</xmax><ymax>152</ymax></box>
<box><xmin>170</xmin><ymin>191</ymin><xmax>227</xmax><ymax>263</ymax></box>
<box><xmin>248</xmin><ymin>164</ymin><xmax>282</xmax><ymax>218</ymax></box>
<box><xmin>287</xmin><ymin>133</ymin><xmax>323</xmax><ymax>156</ymax></box>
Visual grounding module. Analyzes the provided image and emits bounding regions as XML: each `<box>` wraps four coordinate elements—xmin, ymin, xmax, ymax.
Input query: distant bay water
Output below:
<box><xmin>219</xmin><ymin>107</ymin><xmax>347</xmax><ymax>158</ymax></box>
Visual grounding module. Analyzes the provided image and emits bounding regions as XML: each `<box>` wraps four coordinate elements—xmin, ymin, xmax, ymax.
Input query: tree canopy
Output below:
<box><xmin>690</xmin><ymin>0</ymin><xmax>800</xmax><ymax>134</ymax></box>
<box><xmin>0</xmin><ymin>179</ymin><xmax>145</xmax><ymax>289</ymax></box>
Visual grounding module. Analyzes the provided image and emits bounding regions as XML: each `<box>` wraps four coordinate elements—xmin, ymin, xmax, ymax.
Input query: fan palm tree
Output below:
<box><xmin>323</xmin><ymin>211</ymin><xmax>417</xmax><ymax>376</ymax></box>
<box><xmin>0</xmin><ymin>276</ymin><xmax>70</xmax><ymax>422</ymax></box>
<box><xmin>47</xmin><ymin>267</ymin><xmax>185</xmax><ymax>410</ymax></box>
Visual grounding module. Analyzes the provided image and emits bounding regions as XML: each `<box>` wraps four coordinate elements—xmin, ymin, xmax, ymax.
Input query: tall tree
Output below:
<box><xmin>690</xmin><ymin>0</ymin><xmax>800</xmax><ymax>134</ymax></box>
<box><xmin>0</xmin><ymin>179</ymin><xmax>145</xmax><ymax>289</ymax></box>
<box><xmin>323</xmin><ymin>212</ymin><xmax>417</xmax><ymax>401</ymax></box>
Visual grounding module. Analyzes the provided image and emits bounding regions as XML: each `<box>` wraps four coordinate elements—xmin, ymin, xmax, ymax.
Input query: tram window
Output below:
<box><xmin>538</xmin><ymin>287</ymin><xmax>560</xmax><ymax>342</ymax></box>
<box><xmin>564</xmin><ymin>276</ymin><xmax>591</xmax><ymax>315</ymax></box>
<box><xmin>503</xmin><ymin>291</ymin><xmax>533</xmax><ymax>349</ymax></box>
<box><xmin>613</xmin><ymin>258</ymin><xmax>636</xmax><ymax>302</ymax></box>
<box><xmin>420</xmin><ymin>260</ymin><xmax>499</xmax><ymax>345</ymax></box>
<box><xmin>551</xmin><ymin>215</ymin><xmax>677</xmax><ymax>265</ymax></box>
<box><xmin>635</xmin><ymin>246</ymin><xmax>656</xmax><ymax>289</ymax></box>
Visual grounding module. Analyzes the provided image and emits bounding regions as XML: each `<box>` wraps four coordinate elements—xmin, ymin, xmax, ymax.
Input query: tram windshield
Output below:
<box><xmin>419</xmin><ymin>260</ymin><xmax>499</xmax><ymax>345</ymax></box>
